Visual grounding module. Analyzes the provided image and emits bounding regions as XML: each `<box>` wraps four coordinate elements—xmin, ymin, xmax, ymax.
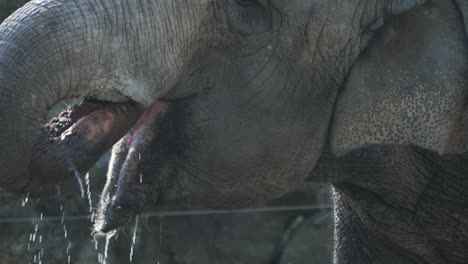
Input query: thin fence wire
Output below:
<box><xmin>0</xmin><ymin>204</ymin><xmax>332</xmax><ymax>223</ymax></box>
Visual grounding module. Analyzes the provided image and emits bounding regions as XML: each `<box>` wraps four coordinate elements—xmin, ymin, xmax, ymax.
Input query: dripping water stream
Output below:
<box><xmin>129</xmin><ymin>215</ymin><xmax>139</xmax><ymax>262</ymax></box>
<box><xmin>102</xmin><ymin>231</ymin><xmax>116</xmax><ymax>264</ymax></box>
<box><xmin>85</xmin><ymin>172</ymin><xmax>94</xmax><ymax>222</ymax></box>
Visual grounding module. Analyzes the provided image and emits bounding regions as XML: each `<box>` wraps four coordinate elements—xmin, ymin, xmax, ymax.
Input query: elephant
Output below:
<box><xmin>0</xmin><ymin>0</ymin><xmax>467</xmax><ymax>263</ymax></box>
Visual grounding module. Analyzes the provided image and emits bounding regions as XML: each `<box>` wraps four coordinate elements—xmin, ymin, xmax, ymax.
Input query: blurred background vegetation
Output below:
<box><xmin>0</xmin><ymin>1</ymin><xmax>333</xmax><ymax>263</ymax></box>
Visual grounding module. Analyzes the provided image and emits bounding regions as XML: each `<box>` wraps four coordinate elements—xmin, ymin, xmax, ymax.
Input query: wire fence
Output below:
<box><xmin>0</xmin><ymin>204</ymin><xmax>332</xmax><ymax>223</ymax></box>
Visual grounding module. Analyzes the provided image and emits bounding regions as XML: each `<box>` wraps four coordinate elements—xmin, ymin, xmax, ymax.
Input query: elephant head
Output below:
<box><xmin>2</xmin><ymin>0</ymin><xmax>466</xmax><ymax>235</ymax></box>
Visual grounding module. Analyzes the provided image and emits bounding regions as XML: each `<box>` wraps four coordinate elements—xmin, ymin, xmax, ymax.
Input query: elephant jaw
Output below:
<box><xmin>93</xmin><ymin>101</ymin><xmax>172</xmax><ymax>235</ymax></box>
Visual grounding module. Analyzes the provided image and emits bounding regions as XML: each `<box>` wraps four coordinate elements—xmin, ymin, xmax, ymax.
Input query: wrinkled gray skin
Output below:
<box><xmin>0</xmin><ymin>0</ymin><xmax>467</xmax><ymax>263</ymax></box>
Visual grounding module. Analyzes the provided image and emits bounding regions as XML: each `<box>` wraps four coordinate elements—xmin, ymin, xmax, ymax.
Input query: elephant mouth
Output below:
<box><xmin>46</xmin><ymin>98</ymin><xmax>139</xmax><ymax>142</ymax></box>
<box><xmin>47</xmin><ymin>98</ymin><xmax>172</xmax><ymax>234</ymax></box>
<box><xmin>26</xmin><ymin>98</ymin><xmax>142</xmax><ymax>196</ymax></box>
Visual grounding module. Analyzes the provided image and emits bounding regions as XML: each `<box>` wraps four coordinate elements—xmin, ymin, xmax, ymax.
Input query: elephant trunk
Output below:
<box><xmin>0</xmin><ymin>0</ymin><xmax>143</xmax><ymax>196</ymax></box>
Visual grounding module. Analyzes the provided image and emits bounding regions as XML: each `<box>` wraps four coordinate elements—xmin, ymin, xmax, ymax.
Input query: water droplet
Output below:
<box><xmin>63</xmin><ymin>224</ymin><xmax>68</xmax><ymax>238</ymax></box>
<box><xmin>61</xmin><ymin>211</ymin><xmax>65</xmax><ymax>225</ymax></box>
<box><xmin>22</xmin><ymin>193</ymin><xmax>30</xmax><ymax>207</ymax></box>
<box><xmin>66</xmin><ymin>240</ymin><xmax>72</xmax><ymax>263</ymax></box>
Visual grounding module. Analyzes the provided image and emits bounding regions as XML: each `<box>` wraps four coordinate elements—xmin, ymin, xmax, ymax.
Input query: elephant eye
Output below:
<box><xmin>227</xmin><ymin>0</ymin><xmax>271</xmax><ymax>36</ymax></box>
<box><xmin>234</xmin><ymin>0</ymin><xmax>260</xmax><ymax>8</ymax></box>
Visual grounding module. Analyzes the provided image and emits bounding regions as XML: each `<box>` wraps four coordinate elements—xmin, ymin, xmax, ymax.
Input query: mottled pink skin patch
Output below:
<box><xmin>125</xmin><ymin>101</ymin><xmax>171</xmax><ymax>150</ymax></box>
<box><xmin>71</xmin><ymin>107</ymin><xmax>129</xmax><ymax>143</ymax></box>
<box><xmin>59</xmin><ymin>102</ymin><xmax>143</xmax><ymax>156</ymax></box>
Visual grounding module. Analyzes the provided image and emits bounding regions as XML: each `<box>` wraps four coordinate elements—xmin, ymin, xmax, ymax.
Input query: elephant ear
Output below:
<box><xmin>330</xmin><ymin>0</ymin><xmax>468</xmax><ymax>157</ymax></box>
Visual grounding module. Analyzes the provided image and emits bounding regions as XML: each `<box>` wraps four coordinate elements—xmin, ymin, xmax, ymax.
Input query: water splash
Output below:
<box><xmin>129</xmin><ymin>216</ymin><xmax>139</xmax><ymax>262</ymax></box>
